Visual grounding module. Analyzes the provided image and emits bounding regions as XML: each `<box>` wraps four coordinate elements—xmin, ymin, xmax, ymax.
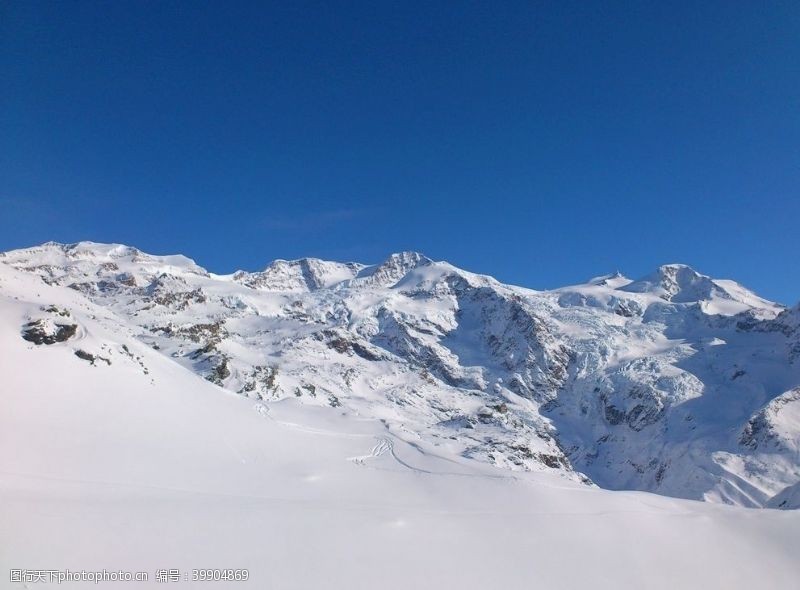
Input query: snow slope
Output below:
<box><xmin>1</xmin><ymin>260</ymin><xmax>799</xmax><ymax>589</ymax></box>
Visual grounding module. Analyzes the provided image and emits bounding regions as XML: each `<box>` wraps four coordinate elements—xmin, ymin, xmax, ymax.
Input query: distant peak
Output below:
<box><xmin>656</xmin><ymin>263</ymin><xmax>701</xmax><ymax>275</ymax></box>
<box><xmin>617</xmin><ymin>264</ymin><xmax>784</xmax><ymax>313</ymax></box>
<box><xmin>631</xmin><ymin>263</ymin><xmax>706</xmax><ymax>283</ymax></box>
<box><xmin>73</xmin><ymin>242</ymin><xmax>141</xmax><ymax>258</ymax></box>
<box><xmin>352</xmin><ymin>251</ymin><xmax>433</xmax><ymax>287</ymax></box>
<box><xmin>20</xmin><ymin>240</ymin><xmax>141</xmax><ymax>259</ymax></box>
<box><xmin>7</xmin><ymin>241</ymin><xmax>207</xmax><ymax>276</ymax></box>
<box><xmin>237</xmin><ymin>257</ymin><xmax>363</xmax><ymax>292</ymax></box>
<box><xmin>382</xmin><ymin>251</ymin><xmax>432</xmax><ymax>266</ymax></box>
<box><xmin>588</xmin><ymin>270</ymin><xmax>631</xmax><ymax>288</ymax></box>
<box><xmin>262</xmin><ymin>257</ymin><xmax>321</xmax><ymax>272</ymax></box>
<box><xmin>620</xmin><ymin>263</ymin><xmax>715</xmax><ymax>302</ymax></box>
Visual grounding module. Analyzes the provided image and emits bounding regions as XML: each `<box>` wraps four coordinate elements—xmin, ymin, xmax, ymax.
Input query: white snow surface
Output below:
<box><xmin>1</xmin><ymin>242</ymin><xmax>800</xmax><ymax>588</ymax></box>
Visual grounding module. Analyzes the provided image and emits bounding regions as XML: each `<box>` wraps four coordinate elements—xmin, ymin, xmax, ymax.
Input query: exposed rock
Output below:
<box><xmin>22</xmin><ymin>319</ymin><xmax>78</xmax><ymax>345</ymax></box>
<box><xmin>74</xmin><ymin>349</ymin><xmax>111</xmax><ymax>366</ymax></box>
<box><xmin>206</xmin><ymin>357</ymin><xmax>231</xmax><ymax>385</ymax></box>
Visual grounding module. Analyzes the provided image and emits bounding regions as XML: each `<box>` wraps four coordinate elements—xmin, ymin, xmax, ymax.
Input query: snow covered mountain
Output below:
<box><xmin>3</xmin><ymin>241</ymin><xmax>799</xmax><ymax>511</ymax></box>
<box><xmin>4</xmin><ymin>247</ymin><xmax>799</xmax><ymax>590</ymax></box>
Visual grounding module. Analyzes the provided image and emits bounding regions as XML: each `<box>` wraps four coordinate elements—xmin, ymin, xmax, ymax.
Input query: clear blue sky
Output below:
<box><xmin>2</xmin><ymin>2</ymin><xmax>799</xmax><ymax>303</ymax></box>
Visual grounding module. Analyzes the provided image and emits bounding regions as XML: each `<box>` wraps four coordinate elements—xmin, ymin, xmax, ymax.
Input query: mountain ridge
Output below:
<box><xmin>11</xmin><ymin>241</ymin><xmax>787</xmax><ymax>306</ymax></box>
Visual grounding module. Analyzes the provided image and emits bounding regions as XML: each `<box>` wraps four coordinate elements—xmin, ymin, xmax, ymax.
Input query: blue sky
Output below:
<box><xmin>2</xmin><ymin>2</ymin><xmax>799</xmax><ymax>303</ymax></box>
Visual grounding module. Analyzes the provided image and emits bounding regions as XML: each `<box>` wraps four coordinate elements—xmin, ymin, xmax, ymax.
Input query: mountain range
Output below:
<box><xmin>4</xmin><ymin>240</ymin><xmax>799</xmax><ymax>509</ymax></box>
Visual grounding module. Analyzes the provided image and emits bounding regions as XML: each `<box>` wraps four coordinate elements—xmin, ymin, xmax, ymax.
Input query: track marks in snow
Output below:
<box><xmin>253</xmin><ymin>402</ymin><xmax>374</xmax><ymax>438</ymax></box>
<box><xmin>349</xmin><ymin>437</ymin><xmax>393</xmax><ymax>466</ymax></box>
<box><xmin>253</xmin><ymin>402</ymin><xmax>518</xmax><ymax>479</ymax></box>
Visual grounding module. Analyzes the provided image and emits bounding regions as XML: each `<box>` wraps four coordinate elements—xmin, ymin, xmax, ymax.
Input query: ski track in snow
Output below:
<box><xmin>349</xmin><ymin>437</ymin><xmax>393</xmax><ymax>466</ymax></box>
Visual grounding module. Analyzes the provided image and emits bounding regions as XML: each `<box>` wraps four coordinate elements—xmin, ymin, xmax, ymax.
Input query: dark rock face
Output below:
<box><xmin>150</xmin><ymin>287</ymin><xmax>207</xmax><ymax>310</ymax></box>
<box><xmin>536</xmin><ymin>452</ymin><xmax>569</xmax><ymax>469</ymax></box>
<box><xmin>315</xmin><ymin>329</ymin><xmax>385</xmax><ymax>361</ymax></box>
<box><xmin>74</xmin><ymin>349</ymin><xmax>111</xmax><ymax>366</ymax></box>
<box><xmin>22</xmin><ymin>320</ymin><xmax>78</xmax><ymax>345</ymax></box>
<box><xmin>238</xmin><ymin>365</ymin><xmax>279</xmax><ymax>398</ymax></box>
<box><xmin>446</xmin><ymin>278</ymin><xmax>572</xmax><ymax>401</ymax></box>
<box><xmin>740</xmin><ymin>413</ymin><xmax>768</xmax><ymax>449</ymax></box>
<box><xmin>42</xmin><ymin>305</ymin><xmax>71</xmax><ymax>317</ymax></box>
<box><xmin>600</xmin><ymin>387</ymin><xmax>665</xmax><ymax>432</ymax></box>
<box><xmin>74</xmin><ymin>349</ymin><xmax>95</xmax><ymax>362</ymax></box>
<box><xmin>151</xmin><ymin>321</ymin><xmax>227</xmax><ymax>344</ymax></box>
<box><xmin>740</xmin><ymin>388</ymin><xmax>800</xmax><ymax>451</ymax></box>
<box><xmin>603</xmin><ymin>401</ymin><xmax>627</xmax><ymax>426</ymax></box>
<box><xmin>206</xmin><ymin>357</ymin><xmax>231</xmax><ymax>385</ymax></box>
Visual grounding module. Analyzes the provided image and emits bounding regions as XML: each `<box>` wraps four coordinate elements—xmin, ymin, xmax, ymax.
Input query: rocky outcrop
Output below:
<box><xmin>22</xmin><ymin>319</ymin><xmax>78</xmax><ymax>345</ymax></box>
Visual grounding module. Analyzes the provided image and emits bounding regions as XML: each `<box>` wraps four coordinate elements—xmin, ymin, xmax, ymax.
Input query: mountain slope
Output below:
<box><xmin>2</xmin><ymin>241</ymin><xmax>799</xmax><ymax>509</ymax></box>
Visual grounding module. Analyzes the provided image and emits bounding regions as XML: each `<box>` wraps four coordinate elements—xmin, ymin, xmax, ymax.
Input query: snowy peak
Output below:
<box><xmin>22</xmin><ymin>241</ymin><xmax>203</xmax><ymax>271</ymax></box>
<box><xmin>621</xmin><ymin>264</ymin><xmax>722</xmax><ymax>302</ymax></box>
<box><xmin>619</xmin><ymin>263</ymin><xmax>780</xmax><ymax>314</ymax></box>
<box><xmin>588</xmin><ymin>271</ymin><xmax>632</xmax><ymax>289</ymax></box>
<box><xmin>0</xmin><ymin>241</ymin><xmax>209</xmax><ymax>287</ymax></box>
<box><xmin>353</xmin><ymin>251</ymin><xmax>434</xmax><ymax>287</ymax></box>
<box><xmin>234</xmin><ymin>258</ymin><xmax>364</xmax><ymax>292</ymax></box>
<box><xmin>232</xmin><ymin>251</ymin><xmax>433</xmax><ymax>292</ymax></box>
